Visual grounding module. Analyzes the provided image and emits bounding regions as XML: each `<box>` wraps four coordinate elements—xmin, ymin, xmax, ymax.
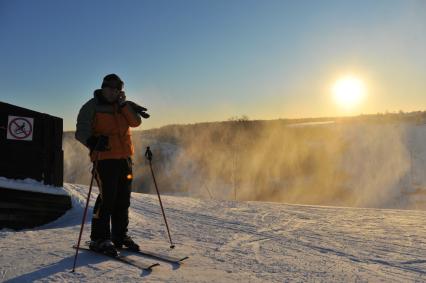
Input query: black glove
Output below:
<box><xmin>86</xmin><ymin>135</ymin><xmax>109</xmax><ymax>152</ymax></box>
<box><xmin>127</xmin><ymin>101</ymin><xmax>150</xmax><ymax>119</ymax></box>
<box><xmin>139</xmin><ymin>111</ymin><xmax>150</xmax><ymax>119</ymax></box>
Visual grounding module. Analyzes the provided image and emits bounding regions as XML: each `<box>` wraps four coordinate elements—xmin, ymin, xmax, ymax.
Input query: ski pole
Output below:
<box><xmin>71</xmin><ymin>150</ymin><xmax>100</xmax><ymax>272</ymax></box>
<box><xmin>145</xmin><ymin>146</ymin><xmax>175</xmax><ymax>249</ymax></box>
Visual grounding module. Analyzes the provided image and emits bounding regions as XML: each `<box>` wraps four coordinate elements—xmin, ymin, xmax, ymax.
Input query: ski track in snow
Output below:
<box><xmin>1</xmin><ymin>183</ymin><xmax>426</xmax><ymax>282</ymax></box>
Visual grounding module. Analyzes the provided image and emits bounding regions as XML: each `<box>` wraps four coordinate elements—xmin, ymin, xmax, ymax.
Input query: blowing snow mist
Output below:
<box><xmin>64</xmin><ymin>117</ymin><xmax>426</xmax><ymax>209</ymax></box>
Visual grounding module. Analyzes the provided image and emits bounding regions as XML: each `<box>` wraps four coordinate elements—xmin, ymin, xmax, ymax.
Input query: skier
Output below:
<box><xmin>75</xmin><ymin>74</ymin><xmax>144</xmax><ymax>255</ymax></box>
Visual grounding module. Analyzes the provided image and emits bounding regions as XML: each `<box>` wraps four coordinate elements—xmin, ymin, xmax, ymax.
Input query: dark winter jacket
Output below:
<box><xmin>75</xmin><ymin>90</ymin><xmax>141</xmax><ymax>161</ymax></box>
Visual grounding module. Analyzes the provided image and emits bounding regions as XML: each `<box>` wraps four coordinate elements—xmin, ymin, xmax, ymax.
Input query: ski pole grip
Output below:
<box><xmin>145</xmin><ymin>146</ymin><xmax>153</xmax><ymax>161</ymax></box>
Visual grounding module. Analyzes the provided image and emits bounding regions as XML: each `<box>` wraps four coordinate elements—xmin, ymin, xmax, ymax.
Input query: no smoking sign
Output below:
<box><xmin>7</xmin><ymin>116</ymin><xmax>34</xmax><ymax>141</ymax></box>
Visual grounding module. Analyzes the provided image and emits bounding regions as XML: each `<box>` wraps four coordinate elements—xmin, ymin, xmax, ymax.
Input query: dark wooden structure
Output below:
<box><xmin>0</xmin><ymin>101</ymin><xmax>70</xmax><ymax>230</ymax></box>
<box><xmin>0</xmin><ymin>102</ymin><xmax>63</xmax><ymax>186</ymax></box>
<box><xmin>0</xmin><ymin>188</ymin><xmax>71</xmax><ymax>229</ymax></box>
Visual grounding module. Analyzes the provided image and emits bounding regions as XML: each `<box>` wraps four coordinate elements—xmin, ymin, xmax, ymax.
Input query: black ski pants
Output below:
<box><xmin>90</xmin><ymin>158</ymin><xmax>133</xmax><ymax>242</ymax></box>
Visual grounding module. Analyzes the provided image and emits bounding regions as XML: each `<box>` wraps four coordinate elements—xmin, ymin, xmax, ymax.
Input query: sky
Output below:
<box><xmin>0</xmin><ymin>0</ymin><xmax>425</xmax><ymax>131</ymax></box>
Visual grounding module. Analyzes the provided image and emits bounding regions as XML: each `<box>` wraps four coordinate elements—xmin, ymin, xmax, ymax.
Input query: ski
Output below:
<box><xmin>73</xmin><ymin>246</ymin><xmax>160</xmax><ymax>271</ymax></box>
<box><xmin>122</xmin><ymin>248</ymin><xmax>189</xmax><ymax>264</ymax></box>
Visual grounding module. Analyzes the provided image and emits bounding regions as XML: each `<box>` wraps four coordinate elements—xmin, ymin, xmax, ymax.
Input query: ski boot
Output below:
<box><xmin>113</xmin><ymin>235</ymin><xmax>140</xmax><ymax>251</ymax></box>
<box><xmin>89</xmin><ymin>239</ymin><xmax>118</xmax><ymax>257</ymax></box>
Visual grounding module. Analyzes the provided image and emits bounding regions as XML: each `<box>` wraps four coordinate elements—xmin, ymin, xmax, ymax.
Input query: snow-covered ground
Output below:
<box><xmin>1</xmin><ymin>183</ymin><xmax>426</xmax><ymax>282</ymax></box>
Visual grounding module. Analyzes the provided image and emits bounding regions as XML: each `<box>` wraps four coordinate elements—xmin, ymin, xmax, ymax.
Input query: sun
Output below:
<box><xmin>332</xmin><ymin>76</ymin><xmax>366</xmax><ymax>110</ymax></box>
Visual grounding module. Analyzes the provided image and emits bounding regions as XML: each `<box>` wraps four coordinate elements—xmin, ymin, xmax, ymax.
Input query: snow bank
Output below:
<box><xmin>0</xmin><ymin>177</ymin><xmax>68</xmax><ymax>196</ymax></box>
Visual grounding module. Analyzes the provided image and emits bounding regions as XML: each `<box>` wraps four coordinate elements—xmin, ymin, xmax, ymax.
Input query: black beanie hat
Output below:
<box><xmin>101</xmin><ymin>74</ymin><xmax>124</xmax><ymax>90</ymax></box>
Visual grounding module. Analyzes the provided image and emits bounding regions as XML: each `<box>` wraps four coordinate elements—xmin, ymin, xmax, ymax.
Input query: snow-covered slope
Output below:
<box><xmin>1</xmin><ymin>183</ymin><xmax>426</xmax><ymax>282</ymax></box>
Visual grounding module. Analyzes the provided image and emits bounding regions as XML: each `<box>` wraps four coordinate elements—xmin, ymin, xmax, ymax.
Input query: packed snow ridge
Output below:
<box><xmin>1</xmin><ymin>183</ymin><xmax>426</xmax><ymax>282</ymax></box>
<box><xmin>0</xmin><ymin>177</ymin><xmax>68</xmax><ymax>196</ymax></box>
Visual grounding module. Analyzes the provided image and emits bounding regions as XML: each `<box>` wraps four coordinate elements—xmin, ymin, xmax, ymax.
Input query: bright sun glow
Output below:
<box><xmin>332</xmin><ymin>76</ymin><xmax>366</xmax><ymax>110</ymax></box>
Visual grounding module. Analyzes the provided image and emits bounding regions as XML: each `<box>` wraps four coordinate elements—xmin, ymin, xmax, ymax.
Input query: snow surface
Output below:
<box><xmin>0</xmin><ymin>177</ymin><xmax>68</xmax><ymax>196</ymax></box>
<box><xmin>1</xmin><ymin>183</ymin><xmax>426</xmax><ymax>282</ymax></box>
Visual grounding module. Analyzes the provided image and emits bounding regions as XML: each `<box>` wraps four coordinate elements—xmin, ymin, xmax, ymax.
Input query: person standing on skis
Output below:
<box><xmin>75</xmin><ymin>74</ymin><xmax>144</xmax><ymax>255</ymax></box>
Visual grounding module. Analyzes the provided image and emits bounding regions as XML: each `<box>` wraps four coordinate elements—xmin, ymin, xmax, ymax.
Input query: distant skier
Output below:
<box><xmin>75</xmin><ymin>74</ymin><xmax>147</xmax><ymax>255</ymax></box>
